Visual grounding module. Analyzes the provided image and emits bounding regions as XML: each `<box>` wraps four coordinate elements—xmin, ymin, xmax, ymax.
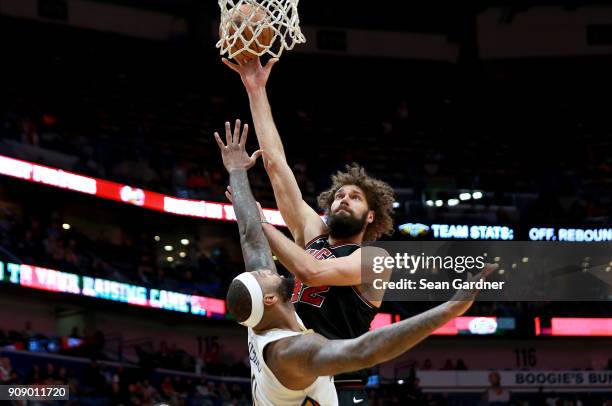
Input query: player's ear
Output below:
<box><xmin>366</xmin><ymin>210</ymin><xmax>375</xmax><ymax>224</ymax></box>
<box><xmin>263</xmin><ymin>294</ymin><xmax>278</xmax><ymax>306</ymax></box>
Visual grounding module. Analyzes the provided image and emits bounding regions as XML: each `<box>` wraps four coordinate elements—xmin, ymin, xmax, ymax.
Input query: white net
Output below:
<box><xmin>216</xmin><ymin>0</ymin><xmax>306</xmax><ymax>60</ymax></box>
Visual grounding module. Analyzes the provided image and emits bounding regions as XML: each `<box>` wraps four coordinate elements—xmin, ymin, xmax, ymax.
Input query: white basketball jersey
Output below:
<box><xmin>247</xmin><ymin>326</ymin><xmax>338</xmax><ymax>406</ymax></box>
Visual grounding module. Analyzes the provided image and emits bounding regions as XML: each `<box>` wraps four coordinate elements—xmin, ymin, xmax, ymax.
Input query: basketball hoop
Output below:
<box><xmin>216</xmin><ymin>0</ymin><xmax>306</xmax><ymax>60</ymax></box>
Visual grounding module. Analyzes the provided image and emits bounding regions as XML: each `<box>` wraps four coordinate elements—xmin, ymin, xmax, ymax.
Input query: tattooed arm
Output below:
<box><xmin>267</xmin><ymin>265</ymin><xmax>498</xmax><ymax>388</ymax></box>
<box><xmin>214</xmin><ymin>120</ymin><xmax>276</xmax><ymax>273</ymax></box>
<box><xmin>269</xmin><ymin>300</ymin><xmax>458</xmax><ymax>387</ymax></box>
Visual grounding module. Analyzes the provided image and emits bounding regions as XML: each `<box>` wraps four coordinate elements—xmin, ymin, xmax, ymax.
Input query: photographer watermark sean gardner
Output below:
<box><xmin>360</xmin><ymin>241</ymin><xmax>612</xmax><ymax>302</ymax></box>
<box><xmin>372</xmin><ymin>276</ymin><xmax>506</xmax><ymax>291</ymax></box>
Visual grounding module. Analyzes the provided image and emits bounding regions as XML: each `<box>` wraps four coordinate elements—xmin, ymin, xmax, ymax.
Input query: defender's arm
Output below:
<box><xmin>215</xmin><ymin>120</ymin><xmax>275</xmax><ymax>272</ymax></box>
<box><xmin>269</xmin><ymin>265</ymin><xmax>497</xmax><ymax>386</ymax></box>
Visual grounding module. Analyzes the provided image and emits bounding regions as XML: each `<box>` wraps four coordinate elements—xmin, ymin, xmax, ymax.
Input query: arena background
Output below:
<box><xmin>0</xmin><ymin>0</ymin><xmax>611</xmax><ymax>404</ymax></box>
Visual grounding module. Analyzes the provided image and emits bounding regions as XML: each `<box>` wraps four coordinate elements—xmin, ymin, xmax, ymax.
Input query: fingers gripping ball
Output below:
<box><xmin>223</xmin><ymin>4</ymin><xmax>274</xmax><ymax>65</ymax></box>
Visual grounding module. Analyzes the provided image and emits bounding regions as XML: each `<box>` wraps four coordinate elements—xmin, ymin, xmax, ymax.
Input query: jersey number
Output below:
<box><xmin>292</xmin><ymin>280</ymin><xmax>329</xmax><ymax>307</ymax></box>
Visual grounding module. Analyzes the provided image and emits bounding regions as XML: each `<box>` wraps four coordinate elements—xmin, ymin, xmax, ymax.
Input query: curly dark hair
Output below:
<box><xmin>317</xmin><ymin>163</ymin><xmax>395</xmax><ymax>241</ymax></box>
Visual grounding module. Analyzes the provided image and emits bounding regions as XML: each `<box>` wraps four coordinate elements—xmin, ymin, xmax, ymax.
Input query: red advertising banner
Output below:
<box><xmin>550</xmin><ymin>318</ymin><xmax>612</xmax><ymax>337</ymax></box>
<box><xmin>0</xmin><ymin>154</ymin><xmax>287</xmax><ymax>226</ymax></box>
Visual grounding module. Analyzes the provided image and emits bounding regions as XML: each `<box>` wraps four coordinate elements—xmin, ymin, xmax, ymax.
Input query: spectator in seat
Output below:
<box><xmin>57</xmin><ymin>367</ymin><xmax>69</xmax><ymax>385</ymax></box>
<box><xmin>21</xmin><ymin>321</ymin><xmax>35</xmax><ymax>341</ymax></box>
<box><xmin>43</xmin><ymin>362</ymin><xmax>56</xmax><ymax>384</ymax></box>
<box><xmin>484</xmin><ymin>371</ymin><xmax>510</xmax><ymax>405</ymax></box>
<box><xmin>195</xmin><ymin>377</ymin><xmax>210</xmax><ymax>397</ymax></box>
<box><xmin>127</xmin><ymin>382</ymin><xmax>144</xmax><ymax>405</ymax></box>
<box><xmin>28</xmin><ymin>365</ymin><xmax>41</xmax><ymax>384</ymax></box>
<box><xmin>20</xmin><ymin>118</ymin><xmax>39</xmax><ymax>146</ymax></box>
<box><xmin>0</xmin><ymin>357</ymin><xmax>12</xmax><ymax>383</ymax></box>
<box><xmin>218</xmin><ymin>382</ymin><xmax>232</xmax><ymax>404</ymax></box>
<box><xmin>160</xmin><ymin>376</ymin><xmax>177</xmax><ymax>403</ymax></box>
<box><xmin>8</xmin><ymin>371</ymin><xmax>20</xmax><ymax>385</ymax></box>
<box><xmin>140</xmin><ymin>379</ymin><xmax>160</xmax><ymax>404</ymax></box>
<box><xmin>82</xmin><ymin>361</ymin><xmax>107</xmax><ymax>395</ymax></box>
<box><xmin>456</xmin><ymin>359</ymin><xmax>468</xmax><ymax>370</ymax></box>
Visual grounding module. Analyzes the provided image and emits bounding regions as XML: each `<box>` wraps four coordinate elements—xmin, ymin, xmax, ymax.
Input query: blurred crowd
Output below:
<box><xmin>0</xmin><ymin>354</ymin><xmax>251</xmax><ymax>406</ymax></box>
<box><xmin>3</xmin><ymin>96</ymin><xmax>610</xmax><ymax>226</ymax></box>
<box><xmin>2</xmin><ymin>351</ymin><xmax>611</xmax><ymax>406</ymax></box>
<box><xmin>1</xmin><ymin>319</ymin><xmax>253</xmax><ymax>406</ymax></box>
<box><xmin>0</xmin><ymin>323</ymin><xmax>105</xmax><ymax>360</ymax></box>
<box><xmin>134</xmin><ymin>340</ymin><xmax>249</xmax><ymax>378</ymax></box>
<box><xmin>1</xmin><ymin>17</ymin><xmax>611</xmax><ymax>226</ymax></box>
<box><xmin>0</xmin><ymin>205</ymin><xmax>237</xmax><ymax>298</ymax></box>
<box><xmin>1</xmin><ymin>320</ymin><xmax>250</xmax><ymax>377</ymax></box>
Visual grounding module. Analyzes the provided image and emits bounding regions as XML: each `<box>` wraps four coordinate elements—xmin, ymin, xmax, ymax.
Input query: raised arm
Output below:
<box><xmin>268</xmin><ymin>265</ymin><xmax>498</xmax><ymax>388</ymax></box>
<box><xmin>223</xmin><ymin>58</ymin><xmax>326</xmax><ymax>246</ymax></box>
<box><xmin>214</xmin><ymin>120</ymin><xmax>275</xmax><ymax>272</ymax></box>
<box><xmin>222</xmin><ymin>58</ymin><xmax>285</xmax><ymax>159</ymax></box>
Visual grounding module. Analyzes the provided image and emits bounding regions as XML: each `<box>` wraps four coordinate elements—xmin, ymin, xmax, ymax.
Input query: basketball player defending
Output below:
<box><xmin>224</xmin><ymin>57</ymin><xmax>395</xmax><ymax>404</ymax></box>
<box><xmin>216</xmin><ymin>119</ymin><xmax>496</xmax><ymax>406</ymax></box>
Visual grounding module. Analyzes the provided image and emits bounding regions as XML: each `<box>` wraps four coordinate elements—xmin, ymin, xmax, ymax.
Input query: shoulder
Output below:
<box><xmin>295</xmin><ymin>212</ymin><xmax>328</xmax><ymax>248</ymax></box>
<box><xmin>266</xmin><ymin>332</ymin><xmax>326</xmax><ymax>365</ymax></box>
<box><xmin>305</xmin><ymin>235</ymin><xmax>362</xmax><ymax>251</ymax></box>
<box><xmin>304</xmin><ymin>234</ymin><xmax>330</xmax><ymax>249</ymax></box>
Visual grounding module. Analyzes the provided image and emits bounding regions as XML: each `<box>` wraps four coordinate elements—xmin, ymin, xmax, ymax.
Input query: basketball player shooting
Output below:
<box><xmin>223</xmin><ymin>57</ymin><xmax>395</xmax><ymax>404</ymax></box>
<box><xmin>215</xmin><ymin>119</ymin><xmax>497</xmax><ymax>406</ymax></box>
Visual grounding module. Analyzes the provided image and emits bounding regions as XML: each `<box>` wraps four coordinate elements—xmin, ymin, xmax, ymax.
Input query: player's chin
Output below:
<box><xmin>333</xmin><ymin>209</ymin><xmax>352</xmax><ymax>216</ymax></box>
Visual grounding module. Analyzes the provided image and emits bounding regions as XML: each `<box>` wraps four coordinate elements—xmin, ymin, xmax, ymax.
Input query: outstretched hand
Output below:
<box><xmin>222</xmin><ymin>57</ymin><xmax>279</xmax><ymax>93</ymax></box>
<box><xmin>214</xmin><ymin>119</ymin><xmax>262</xmax><ymax>172</ymax></box>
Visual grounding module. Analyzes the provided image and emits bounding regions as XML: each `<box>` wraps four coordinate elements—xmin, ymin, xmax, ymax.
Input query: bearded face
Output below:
<box><xmin>326</xmin><ymin>185</ymin><xmax>373</xmax><ymax>240</ymax></box>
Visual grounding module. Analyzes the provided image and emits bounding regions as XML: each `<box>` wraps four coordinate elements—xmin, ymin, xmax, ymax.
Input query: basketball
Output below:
<box><xmin>223</xmin><ymin>4</ymin><xmax>274</xmax><ymax>64</ymax></box>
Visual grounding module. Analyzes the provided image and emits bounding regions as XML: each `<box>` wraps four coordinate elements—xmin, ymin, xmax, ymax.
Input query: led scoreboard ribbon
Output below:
<box><xmin>0</xmin><ymin>261</ymin><xmax>226</xmax><ymax>317</ymax></box>
<box><xmin>0</xmin><ymin>154</ymin><xmax>287</xmax><ymax>226</ymax></box>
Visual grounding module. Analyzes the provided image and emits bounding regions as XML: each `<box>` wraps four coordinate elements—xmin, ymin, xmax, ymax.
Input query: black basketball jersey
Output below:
<box><xmin>292</xmin><ymin>234</ymin><xmax>378</xmax><ymax>384</ymax></box>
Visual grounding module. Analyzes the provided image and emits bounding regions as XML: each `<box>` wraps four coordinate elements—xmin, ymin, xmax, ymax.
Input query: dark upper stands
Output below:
<box><xmin>1</xmin><ymin>16</ymin><xmax>610</xmax><ymax>227</ymax></box>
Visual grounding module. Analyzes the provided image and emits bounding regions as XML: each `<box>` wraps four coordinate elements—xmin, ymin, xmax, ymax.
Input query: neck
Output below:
<box><xmin>328</xmin><ymin>231</ymin><xmax>364</xmax><ymax>246</ymax></box>
<box><xmin>253</xmin><ymin>303</ymin><xmax>302</xmax><ymax>333</ymax></box>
